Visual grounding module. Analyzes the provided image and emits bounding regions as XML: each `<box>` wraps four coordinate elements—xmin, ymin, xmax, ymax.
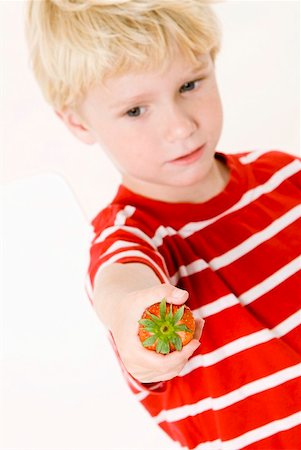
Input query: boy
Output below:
<box><xmin>26</xmin><ymin>1</ymin><xmax>300</xmax><ymax>449</ymax></box>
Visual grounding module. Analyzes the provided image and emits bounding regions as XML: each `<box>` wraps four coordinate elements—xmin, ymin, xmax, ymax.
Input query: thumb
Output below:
<box><xmin>137</xmin><ymin>283</ymin><xmax>188</xmax><ymax>311</ymax></box>
<box><xmin>137</xmin><ymin>283</ymin><xmax>188</xmax><ymax>312</ymax></box>
<box><xmin>165</xmin><ymin>284</ymin><xmax>189</xmax><ymax>305</ymax></box>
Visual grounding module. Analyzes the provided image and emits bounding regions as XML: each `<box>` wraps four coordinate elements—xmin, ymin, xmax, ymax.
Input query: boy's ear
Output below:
<box><xmin>55</xmin><ymin>109</ymin><xmax>97</xmax><ymax>145</ymax></box>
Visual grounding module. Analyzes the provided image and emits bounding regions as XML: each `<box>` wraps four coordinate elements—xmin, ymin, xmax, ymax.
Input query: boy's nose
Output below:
<box><xmin>163</xmin><ymin>106</ymin><xmax>198</xmax><ymax>143</ymax></box>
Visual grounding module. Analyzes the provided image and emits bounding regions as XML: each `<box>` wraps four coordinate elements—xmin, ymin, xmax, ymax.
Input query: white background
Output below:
<box><xmin>1</xmin><ymin>1</ymin><xmax>300</xmax><ymax>449</ymax></box>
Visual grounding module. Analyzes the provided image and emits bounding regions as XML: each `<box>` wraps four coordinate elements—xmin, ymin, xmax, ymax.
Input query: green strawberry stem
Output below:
<box><xmin>139</xmin><ymin>298</ymin><xmax>192</xmax><ymax>354</ymax></box>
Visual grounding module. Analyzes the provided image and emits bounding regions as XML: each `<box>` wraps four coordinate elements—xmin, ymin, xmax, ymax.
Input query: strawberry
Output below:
<box><xmin>138</xmin><ymin>298</ymin><xmax>195</xmax><ymax>355</ymax></box>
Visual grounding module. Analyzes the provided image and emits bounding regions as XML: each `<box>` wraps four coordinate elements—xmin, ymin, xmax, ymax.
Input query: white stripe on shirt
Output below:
<box><xmin>238</xmin><ymin>149</ymin><xmax>275</xmax><ymax>164</ymax></box>
<box><xmin>170</xmin><ymin>259</ymin><xmax>209</xmax><ymax>285</ymax></box>
<box><xmin>182</xmin><ymin>256</ymin><xmax>300</xmax><ymax>319</ymax></box>
<box><xmin>180</xmin><ymin>311</ymin><xmax>300</xmax><ymax>376</ymax></box>
<box><xmin>194</xmin><ymin>411</ymin><xmax>301</xmax><ymax>450</ymax></box>
<box><xmin>239</xmin><ymin>255</ymin><xmax>301</xmax><ymax>305</ymax></box>
<box><xmin>193</xmin><ymin>294</ymin><xmax>239</xmax><ymax>319</ymax></box>
<box><xmin>210</xmin><ymin>205</ymin><xmax>301</xmax><ymax>271</ymax></box>
<box><xmin>176</xmin><ymin>159</ymin><xmax>301</xmax><ymax>240</ymax></box>
<box><xmin>95</xmin><ymin>249</ymin><xmax>170</xmax><ymax>283</ymax></box>
<box><xmin>101</xmin><ymin>240</ymin><xmax>139</xmax><ymax>258</ymax></box>
<box><xmin>154</xmin><ymin>363</ymin><xmax>301</xmax><ymax>425</ymax></box>
<box><xmin>114</xmin><ymin>205</ymin><xmax>136</xmax><ymax>226</ymax></box>
<box><xmin>95</xmin><ymin>225</ymin><xmax>157</xmax><ymax>249</ymax></box>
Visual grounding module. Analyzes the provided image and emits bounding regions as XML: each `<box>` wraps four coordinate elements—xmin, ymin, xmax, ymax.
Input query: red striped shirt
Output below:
<box><xmin>87</xmin><ymin>150</ymin><xmax>301</xmax><ymax>449</ymax></box>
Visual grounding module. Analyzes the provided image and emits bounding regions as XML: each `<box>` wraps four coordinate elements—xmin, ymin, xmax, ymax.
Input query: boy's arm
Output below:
<box><xmin>93</xmin><ymin>262</ymin><xmax>162</xmax><ymax>331</ymax></box>
<box><xmin>93</xmin><ymin>263</ymin><xmax>203</xmax><ymax>383</ymax></box>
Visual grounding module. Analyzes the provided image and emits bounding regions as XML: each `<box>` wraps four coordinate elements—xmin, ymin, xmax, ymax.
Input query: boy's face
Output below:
<box><xmin>64</xmin><ymin>49</ymin><xmax>225</xmax><ymax>202</ymax></box>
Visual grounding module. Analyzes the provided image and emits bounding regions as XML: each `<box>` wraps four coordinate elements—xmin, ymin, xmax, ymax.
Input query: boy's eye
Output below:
<box><xmin>126</xmin><ymin>107</ymin><xmax>142</xmax><ymax>117</ymax></box>
<box><xmin>180</xmin><ymin>80</ymin><xmax>198</xmax><ymax>93</ymax></box>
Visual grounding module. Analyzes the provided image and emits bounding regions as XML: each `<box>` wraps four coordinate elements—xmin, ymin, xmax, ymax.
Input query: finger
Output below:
<box><xmin>165</xmin><ymin>284</ymin><xmax>189</xmax><ymax>305</ymax></box>
<box><xmin>180</xmin><ymin>338</ymin><xmax>201</xmax><ymax>358</ymax></box>
<box><xmin>194</xmin><ymin>318</ymin><xmax>205</xmax><ymax>341</ymax></box>
<box><xmin>130</xmin><ymin>338</ymin><xmax>200</xmax><ymax>382</ymax></box>
<box><xmin>164</xmin><ymin>338</ymin><xmax>200</xmax><ymax>367</ymax></box>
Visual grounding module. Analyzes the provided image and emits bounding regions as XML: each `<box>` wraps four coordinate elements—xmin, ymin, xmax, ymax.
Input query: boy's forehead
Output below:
<box><xmin>102</xmin><ymin>52</ymin><xmax>211</xmax><ymax>90</ymax></box>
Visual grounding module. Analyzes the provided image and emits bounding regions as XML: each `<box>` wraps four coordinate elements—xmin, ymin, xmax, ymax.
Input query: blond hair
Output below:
<box><xmin>25</xmin><ymin>0</ymin><xmax>221</xmax><ymax>110</ymax></box>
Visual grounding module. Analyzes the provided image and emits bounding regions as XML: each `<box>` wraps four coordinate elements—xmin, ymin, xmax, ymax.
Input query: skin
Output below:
<box><xmin>59</xmin><ymin>49</ymin><xmax>229</xmax><ymax>204</ymax></box>
<box><xmin>57</xmin><ymin>48</ymin><xmax>229</xmax><ymax>382</ymax></box>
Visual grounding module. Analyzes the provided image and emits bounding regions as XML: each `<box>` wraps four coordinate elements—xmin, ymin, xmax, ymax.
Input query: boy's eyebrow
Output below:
<box><xmin>109</xmin><ymin>93</ymin><xmax>153</xmax><ymax>110</ymax></box>
<box><xmin>189</xmin><ymin>59</ymin><xmax>210</xmax><ymax>75</ymax></box>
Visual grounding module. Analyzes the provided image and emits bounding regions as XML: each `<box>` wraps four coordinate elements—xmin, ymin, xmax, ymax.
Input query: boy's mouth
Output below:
<box><xmin>169</xmin><ymin>144</ymin><xmax>206</xmax><ymax>165</ymax></box>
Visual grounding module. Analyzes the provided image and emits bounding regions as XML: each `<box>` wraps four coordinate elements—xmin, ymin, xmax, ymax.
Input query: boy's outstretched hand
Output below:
<box><xmin>110</xmin><ymin>283</ymin><xmax>204</xmax><ymax>383</ymax></box>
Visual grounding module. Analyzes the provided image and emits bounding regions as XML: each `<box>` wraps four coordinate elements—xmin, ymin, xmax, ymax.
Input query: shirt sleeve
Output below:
<box><xmin>85</xmin><ymin>202</ymin><xmax>171</xmax><ymax>303</ymax></box>
<box><xmin>87</xmin><ymin>224</ymin><xmax>170</xmax><ymax>300</ymax></box>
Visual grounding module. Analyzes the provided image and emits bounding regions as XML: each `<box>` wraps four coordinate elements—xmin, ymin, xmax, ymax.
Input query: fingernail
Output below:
<box><xmin>172</xmin><ymin>288</ymin><xmax>187</xmax><ymax>299</ymax></box>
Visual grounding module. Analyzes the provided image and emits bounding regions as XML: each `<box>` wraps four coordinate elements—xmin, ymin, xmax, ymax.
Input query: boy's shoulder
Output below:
<box><xmin>91</xmin><ymin>200</ymin><xmax>133</xmax><ymax>234</ymax></box>
<box><xmin>90</xmin><ymin>187</ymin><xmax>160</xmax><ymax>239</ymax></box>
<box><xmin>228</xmin><ymin>149</ymin><xmax>299</xmax><ymax>167</ymax></box>
<box><xmin>226</xmin><ymin>149</ymin><xmax>300</xmax><ymax>182</ymax></box>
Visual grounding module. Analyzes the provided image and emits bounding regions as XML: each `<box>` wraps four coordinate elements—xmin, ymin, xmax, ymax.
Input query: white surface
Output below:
<box><xmin>1</xmin><ymin>1</ymin><xmax>300</xmax><ymax>450</ymax></box>
<box><xmin>1</xmin><ymin>174</ymin><xmax>177</xmax><ymax>450</ymax></box>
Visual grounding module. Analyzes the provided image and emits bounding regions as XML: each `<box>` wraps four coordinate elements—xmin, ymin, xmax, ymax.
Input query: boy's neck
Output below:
<box><xmin>122</xmin><ymin>157</ymin><xmax>230</xmax><ymax>204</ymax></box>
